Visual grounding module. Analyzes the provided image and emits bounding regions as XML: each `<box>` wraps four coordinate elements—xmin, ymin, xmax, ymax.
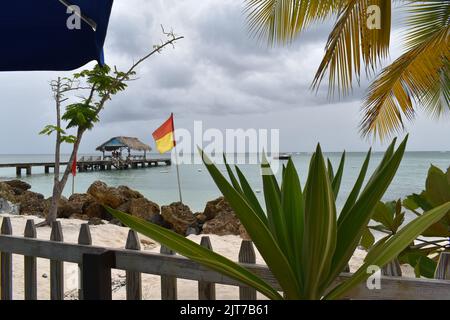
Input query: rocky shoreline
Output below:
<box><xmin>0</xmin><ymin>180</ymin><xmax>249</xmax><ymax>239</ymax></box>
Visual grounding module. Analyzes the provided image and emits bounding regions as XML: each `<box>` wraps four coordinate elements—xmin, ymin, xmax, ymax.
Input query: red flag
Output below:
<box><xmin>71</xmin><ymin>155</ymin><xmax>77</xmax><ymax>176</ymax></box>
<box><xmin>152</xmin><ymin>113</ymin><xmax>176</xmax><ymax>154</ymax></box>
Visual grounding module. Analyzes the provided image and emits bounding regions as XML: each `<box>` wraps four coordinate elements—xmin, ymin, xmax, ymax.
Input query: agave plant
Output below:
<box><xmin>107</xmin><ymin>137</ymin><xmax>450</xmax><ymax>299</ymax></box>
<box><xmin>363</xmin><ymin>165</ymin><xmax>450</xmax><ymax>278</ymax></box>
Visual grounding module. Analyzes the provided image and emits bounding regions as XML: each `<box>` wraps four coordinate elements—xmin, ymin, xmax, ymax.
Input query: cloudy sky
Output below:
<box><xmin>0</xmin><ymin>0</ymin><xmax>448</xmax><ymax>154</ymax></box>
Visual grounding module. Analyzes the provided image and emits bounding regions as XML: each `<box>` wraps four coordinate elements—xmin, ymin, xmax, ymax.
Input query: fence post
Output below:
<box><xmin>239</xmin><ymin>240</ymin><xmax>257</xmax><ymax>300</ymax></box>
<box><xmin>78</xmin><ymin>224</ymin><xmax>92</xmax><ymax>300</ymax></box>
<box><xmin>82</xmin><ymin>250</ymin><xmax>116</xmax><ymax>300</ymax></box>
<box><xmin>24</xmin><ymin>220</ymin><xmax>37</xmax><ymax>300</ymax></box>
<box><xmin>50</xmin><ymin>221</ymin><xmax>64</xmax><ymax>300</ymax></box>
<box><xmin>1</xmin><ymin>217</ymin><xmax>13</xmax><ymax>300</ymax></box>
<box><xmin>382</xmin><ymin>259</ymin><xmax>402</xmax><ymax>277</ymax></box>
<box><xmin>160</xmin><ymin>246</ymin><xmax>177</xmax><ymax>300</ymax></box>
<box><xmin>125</xmin><ymin>230</ymin><xmax>142</xmax><ymax>300</ymax></box>
<box><xmin>435</xmin><ymin>252</ymin><xmax>450</xmax><ymax>280</ymax></box>
<box><xmin>198</xmin><ymin>236</ymin><xmax>216</xmax><ymax>300</ymax></box>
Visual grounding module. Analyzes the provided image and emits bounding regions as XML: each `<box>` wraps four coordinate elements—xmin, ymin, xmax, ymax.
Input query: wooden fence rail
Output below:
<box><xmin>0</xmin><ymin>217</ymin><xmax>449</xmax><ymax>300</ymax></box>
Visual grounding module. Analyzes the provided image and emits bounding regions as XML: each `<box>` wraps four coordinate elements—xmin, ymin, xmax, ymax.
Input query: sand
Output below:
<box><xmin>0</xmin><ymin>213</ymin><xmax>414</xmax><ymax>300</ymax></box>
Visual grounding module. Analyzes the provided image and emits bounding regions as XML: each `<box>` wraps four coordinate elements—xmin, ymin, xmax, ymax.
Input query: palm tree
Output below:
<box><xmin>245</xmin><ymin>0</ymin><xmax>449</xmax><ymax>140</ymax></box>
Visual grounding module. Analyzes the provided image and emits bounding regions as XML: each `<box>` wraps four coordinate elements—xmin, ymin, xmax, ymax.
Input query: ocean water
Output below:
<box><xmin>0</xmin><ymin>152</ymin><xmax>449</xmax><ymax>213</ymax></box>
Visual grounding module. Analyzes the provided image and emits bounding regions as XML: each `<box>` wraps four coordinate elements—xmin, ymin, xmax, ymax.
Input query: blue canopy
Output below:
<box><xmin>0</xmin><ymin>0</ymin><xmax>114</xmax><ymax>71</ymax></box>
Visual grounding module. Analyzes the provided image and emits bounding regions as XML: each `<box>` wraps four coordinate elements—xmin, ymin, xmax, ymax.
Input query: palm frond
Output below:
<box><xmin>244</xmin><ymin>0</ymin><xmax>340</xmax><ymax>45</ymax></box>
<box><xmin>360</xmin><ymin>1</ymin><xmax>450</xmax><ymax>139</ymax></box>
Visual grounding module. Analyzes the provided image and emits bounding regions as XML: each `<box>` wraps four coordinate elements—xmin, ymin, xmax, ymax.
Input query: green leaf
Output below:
<box><xmin>302</xmin><ymin>144</ymin><xmax>337</xmax><ymax>299</ymax></box>
<box><xmin>327</xmin><ymin>158</ymin><xmax>335</xmax><ymax>182</ymax></box>
<box><xmin>403</xmin><ymin>196</ymin><xmax>419</xmax><ymax>211</ymax></box>
<box><xmin>261</xmin><ymin>155</ymin><xmax>292</xmax><ymax>265</ymax></box>
<box><xmin>223</xmin><ymin>155</ymin><xmax>243</xmax><ymax>194</ymax></box>
<box><xmin>327</xmin><ymin>137</ymin><xmax>407</xmax><ymax>289</ymax></box>
<box><xmin>235</xmin><ymin>166</ymin><xmax>268</xmax><ymax>225</ymax></box>
<box><xmin>364</xmin><ymin>235</ymin><xmax>391</xmax><ymax>263</ymax></box>
<box><xmin>406</xmin><ymin>253</ymin><xmax>437</xmax><ymax>279</ymax></box>
<box><xmin>425</xmin><ymin>165</ymin><xmax>450</xmax><ymax>206</ymax></box>
<box><xmin>106</xmin><ymin>207</ymin><xmax>283</xmax><ymax>300</ymax></box>
<box><xmin>331</xmin><ymin>152</ymin><xmax>346</xmax><ymax>199</ymax></box>
<box><xmin>281</xmin><ymin>158</ymin><xmax>305</xmax><ymax>285</ymax></box>
<box><xmin>326</xmin><ymin>201</ymin><xmax>450</xmax><ymax>299</ymax></box>
<box><xmin>339</xmin><ymin>149</ymin><xmax>371</xmax><ymax>224</ymax></box>
<box><xmin>372</xmin><ymin>201</ymin><xmax>394</xmax><ymax>231</ymax></box>
<box><xmin>360</xmin><ymin>227</ymin><xmax>375</xmax><ymax>250</ymax></box>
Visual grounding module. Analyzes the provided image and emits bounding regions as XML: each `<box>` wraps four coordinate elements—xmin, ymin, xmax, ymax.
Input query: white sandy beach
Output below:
<box><xmin>0</xmin><ymin>214</ymin><xmax>414</xmax><ymax>300</ymax></box>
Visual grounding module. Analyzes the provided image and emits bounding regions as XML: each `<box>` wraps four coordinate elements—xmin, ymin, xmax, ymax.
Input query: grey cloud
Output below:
<box><xmin>0</xmin><ymin>0</ymin><xmax>447</xmax><ymax>154</ymax></box>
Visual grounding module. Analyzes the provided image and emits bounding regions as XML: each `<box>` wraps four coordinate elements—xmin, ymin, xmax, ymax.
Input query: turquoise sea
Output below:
<box><xmin>0</xmin><ymin>152</ymin><xmax>449</xmax><ymax>213</ymax></box>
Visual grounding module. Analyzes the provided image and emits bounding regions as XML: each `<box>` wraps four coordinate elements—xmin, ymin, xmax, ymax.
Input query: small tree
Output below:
<box><xmin>39</xmin><ymin>29</ymin><xmax>183</xmax><ymax>226</ymax></box>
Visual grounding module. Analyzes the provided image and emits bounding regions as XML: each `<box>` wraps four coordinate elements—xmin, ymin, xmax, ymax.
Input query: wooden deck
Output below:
<box><xmin>0</xmin><ymin>157</ymin><xmax>171</xmax><ymax>176</ymax></box>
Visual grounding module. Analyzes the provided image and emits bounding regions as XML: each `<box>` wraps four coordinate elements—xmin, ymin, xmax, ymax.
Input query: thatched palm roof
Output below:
<box><xmin>96</xmin><ymin>136</ymin><xmax>151</xmax><ymax>152</ymax></box>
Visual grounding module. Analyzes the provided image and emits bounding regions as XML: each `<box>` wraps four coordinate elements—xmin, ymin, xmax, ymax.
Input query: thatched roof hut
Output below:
<box><xmin>96</xmin><ymin>137</ymin><xmax>151</xmax><ymax>153</ymax></box>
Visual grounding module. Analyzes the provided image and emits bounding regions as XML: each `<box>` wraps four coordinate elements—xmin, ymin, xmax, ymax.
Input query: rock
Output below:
<box><xmin>83</xmin><ymin>202</ymin><xmax>111</xmax><ymax>220</ymax></box>
<box><xmin>186</xmin><ymin>226</ymin><xmax>200</xmax><ymax>236</ymax></box>
<box><xmin>117</xmin><ymin>186</ymin><xmax>144</xmax><ymax>200</ymax></box>
<box><xmin>201</xmin><ymin>197</ymin><xmax>246</xmax><ymax>237</ymax></box>
<box><xmin>239</xmin><ymin>224</ymin><xmax>251</xmax><ymax>240</ymax></box>
<box><xmin>0</xmin><ymin>198</ymin><xmax>12</xmax><ymax>213</ymax></box>
<box><xmin>116</xmin><ymin>200</ymin><xmax>131</xmax><ymax>213</ymax></box>
<box><xmin>202</xmin><ymin>211</ymin><xmax>242</xmax><ymax>236</ymax></box>
<box><xmin>87</xmin><ymin>181</ymin><xmax>126</xmax><ymax>208</ymax></box>
<box><xmin>68</xmin><ymin>193</ymin><xmax>95</xmax><ymax>214</ymax></box>
<box><xmin>161</xmin><ymin>202</ymin><xmax>198</xmax><ymax>235</ymax></box>
<box><xmin>16</xmin><ymin>191</ymin><xmax>46</xmax><ymax>216</ymax></box>
<box><xmin>71</xmin><ymin>213</ymin><xmax>90</xmax><ymax>220</ymax></box>
<box><xmin>44</xmin><ymin>197</ymin><xmax>78</xmax><ymax>219</ymax></box>
<box><xmin>3</xmin><ymin>180</ymin><xmax>31</xmax><ymax>195</ymax></box>
<box><xmin>203</xmin><ymin>197</ymin><xmax>234</xmax><ymax>220</ymax></box>
<box><xmin>0</xmin><ymin>182</ymin><xmax>16</xmax><ymax>203</ymax></box>
<box><xmin>195</xmin><ymin>213</ymin><xmax>208</xmax><ymax>224</ymax></box>
<box><xmin>148</xmin><ymin>214</ymin><xmax>172</xmax><ymax>229</ymax></box>
<box><xmin>128</xmin><ymin>198</ymin><xmax>160</xmax><ymax>221</ymax></box>
<box><xmin>109</xmin><ymin>218</ymin><xmax>124</xmax><ymax>227</ymax></box>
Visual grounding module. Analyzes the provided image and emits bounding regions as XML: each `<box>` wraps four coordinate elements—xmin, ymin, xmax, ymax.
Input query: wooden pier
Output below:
<box><xmin>0</xmin><ymin>156</ymin><xmax>171</xmax><ymax>176</ymax></box>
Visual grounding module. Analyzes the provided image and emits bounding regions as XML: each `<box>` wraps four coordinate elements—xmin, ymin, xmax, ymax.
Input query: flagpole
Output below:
<box><xmin>174</xmin><ymin>139</ymin><xmax>183</xmax><ymax>204</ymax></box>
<box><xmin>72</xmin><ymin>174</ymin><xmax>75</xmax><ymax>195</ymax></box>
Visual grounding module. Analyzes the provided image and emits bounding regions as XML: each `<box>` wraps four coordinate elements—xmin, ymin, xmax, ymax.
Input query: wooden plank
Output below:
<box><xmin>1</xmin><ymin>217</ymin><xmax>13</xmax><ymax>300</ymax></box>
<box><xmin>24</xmin><ymin>220</ymin><xmax>37</xmax><ymax>300</ymax></box>
<box><xmin>0</xmin><ymin>235</ymin><xmax>107</xmax><ymax>263</ymax></box>
<box><xmin>125</xmin><ymin>230</ymin><xmax>142</xmax><ymax>300</ymax></box>
<box><xmin>198</xmin><ymin>236</ymin><xmax>216</xmax><ymax>300</ymax></box>
<box><xmin>1</xmin><ymin>234</ymin><xmax>449</xmax><ymax>299</ymax></box>
<box><xmin>435</xmin><ymin>252</ymin><xmax>450</xmax><ymax>280</ymax></box>
<box><xmin>50</xmin><ymin>221</ymin><xmax>64</xmax><ymax>300</ymax></box>
<box><xmin>78</xmin><ymin>224</ymin><xmax>92</xmax><ymax>300</ymax></box>
<box><xmin>382</xmin><ymin>259</ymin><xmax>402</xmax><ymax>277</ymax></box>
<box><xmin>160</xmin><ymin>246</ymin><xmax>177</xmax><ymax>300</ymax></box>
<box><xmin>82</xmin><ymin>250</ymin><xmax>115</xmax><ymax>300</ymax></box>
<box><xmin>239</xmin><ymin>240</ymin><xmax>257</xmax><ymax>300</ymax></box>
<box><xmin>336</xmin><ymin>273</ymin><xmax>450</xmax><ymax>300</ymax></box>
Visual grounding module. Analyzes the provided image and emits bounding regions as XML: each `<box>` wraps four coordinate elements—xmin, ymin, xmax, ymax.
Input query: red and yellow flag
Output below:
<box><xmin>152</xmin><ymin>113</ymin><xmax>176</xmax><ymax>154</ymax></box>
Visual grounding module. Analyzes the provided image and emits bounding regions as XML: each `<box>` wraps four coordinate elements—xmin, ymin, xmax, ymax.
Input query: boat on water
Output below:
<box><xmin>275</xmin><ymin>153</ymin><xmax>292</xmax><ymax>160</ymax></box>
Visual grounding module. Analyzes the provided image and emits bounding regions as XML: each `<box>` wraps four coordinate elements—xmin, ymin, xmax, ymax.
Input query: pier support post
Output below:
<box><xmin>16</xmin><ymin>167</ymin><xmax>21</xmax><ymax>176</ymax></box>
<box><xmin>26</xmin><ymin>166</ymin><xmax>32</xmax><ymax>176</ymax></box>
